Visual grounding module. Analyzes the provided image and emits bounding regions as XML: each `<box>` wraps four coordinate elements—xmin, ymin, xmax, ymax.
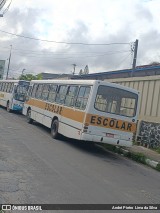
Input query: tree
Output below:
<box><xmin>36</xmin><ymin>73</ymin><xmax>42</xmax><ymax>80</ymax></box>
<box><xmin>79</xmin><ymin>69</ymin><xmax>83</xmax><ymax>75</ymax></box>
<box><xmin>148</xmin><ymin>61</ymin><xmax>160</xmax><ymax>66</ymax></box>
<box><xmin>19</xmin><ymin>73</ymin><xmax>42</xmax><ymax>81</ymax></box>
<box><xmin>84</xmin><ymin>65</ymin><xmax>89</xmax><ymax>74</ymax></box>
<box><xmin>79</xmin><ymin>65</ymin><xmax>89</xmax><ymax>75</ymax></box>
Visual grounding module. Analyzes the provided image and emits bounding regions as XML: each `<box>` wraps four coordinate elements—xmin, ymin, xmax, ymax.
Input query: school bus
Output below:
<box><xmin>0</xmin><ymin>80</ymin><xmax>30</xmax><ymax>112</ymax></box>
<box><xmin>23</xmin><ymin>79</ymin><xmax>139</xmax><ymax>147</ymax></box>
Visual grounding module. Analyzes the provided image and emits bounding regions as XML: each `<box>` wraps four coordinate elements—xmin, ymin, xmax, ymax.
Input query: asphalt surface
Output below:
<box><xmin>0</xmin><ymin>107</ymin><xmax>160</xmax><ymax>212</ymax></box>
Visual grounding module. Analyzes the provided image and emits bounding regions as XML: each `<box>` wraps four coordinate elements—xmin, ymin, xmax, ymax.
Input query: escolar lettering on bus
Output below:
<box><xmin>90</xmin><ymin>115</ymin><xmax>133</xmax><ymax>132</ymax></box>
<box><xmin>45</xmin><ymin>103</ymin><xmax>63</xmax><ymax>115</ymax></box>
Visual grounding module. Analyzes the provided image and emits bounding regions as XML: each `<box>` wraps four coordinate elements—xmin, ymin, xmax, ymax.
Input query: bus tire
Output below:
<box><xmin>27</xmin><ymin>109</ymin><xmax>33</xmax><ymax>124</ymax></box>
<box><xmin>6</xmin><ymin>101</ymin><xmax>11</xmax><ymax>113</ymax></box>
<box><xmin>51</xmin><ymin>119</ymin><xmax>59</xmax><ymax>139</ymax></box>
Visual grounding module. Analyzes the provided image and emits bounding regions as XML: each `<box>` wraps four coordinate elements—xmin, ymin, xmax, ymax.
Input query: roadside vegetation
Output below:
<box><xmin>103</xmin><ymin>144</ymin><xmax>160</xmax><ymax>172</ymax></box>
<box><xmin>103</xmin><ymin>144</ymin><xmax>147</xmax><ymax>164</ymax></box>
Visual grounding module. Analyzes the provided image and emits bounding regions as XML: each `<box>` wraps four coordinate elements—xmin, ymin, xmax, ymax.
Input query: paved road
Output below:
<box><xmin>0</xmin><ymin>107</ymin><xmax>160</xmax><ymax>209</ymax></box>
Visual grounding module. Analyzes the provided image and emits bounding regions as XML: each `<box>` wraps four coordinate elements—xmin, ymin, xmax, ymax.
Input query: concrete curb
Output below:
<box><xmin>117</xmin><ymin>146</ymin><xmax>160</xmax><ymax>171</ymax></box>
<box><xmin>145</xmin><ymin>159</ymin><xmax>159</xmax><ymax>168</ymax></box>
<box><xmin>103</xmin><ymin>144</ymin><xmax>160</xmax><ymax>171</ymax></box>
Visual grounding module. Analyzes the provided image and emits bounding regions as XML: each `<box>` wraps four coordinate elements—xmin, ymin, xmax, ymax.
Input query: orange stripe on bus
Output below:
<box><xmin>26</xmin><ymin>99</ymin><xmax>136</xmax><ymax>133</ymax></box>
<box><xmin>26</xmin><ymin>98</ymin><xmax>85</xmax><ymax>123</ymax></box>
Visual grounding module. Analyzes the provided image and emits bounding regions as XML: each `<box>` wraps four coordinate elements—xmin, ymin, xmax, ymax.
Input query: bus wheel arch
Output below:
<box><xmin>51</xmin><ymin>117</ymin><xmax>59</xmax><ymax>139</ymax></box>
<box><xmin>6</xmin><ymin>100</ymin><xmax>11</xmax><ymax>112</ymax></box>
<box><xmin>26</xmin><ymin>107</ymin><xmax>33</xmax><ymax>124</ymax></box>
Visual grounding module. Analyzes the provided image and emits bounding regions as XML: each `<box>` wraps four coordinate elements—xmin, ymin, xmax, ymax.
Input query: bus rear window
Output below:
<box><xmin>95</xmin><ymin>85</ymin><xmax>138</xmax><ymax>117</ymax></box>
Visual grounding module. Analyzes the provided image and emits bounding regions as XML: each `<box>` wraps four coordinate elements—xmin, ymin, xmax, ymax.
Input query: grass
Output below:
<box><xmin>103</xmin><ymin>144</ymin><xmax>147</xmax><ymax>165</ymax></box>
<box><xmin>156</xmin><ymin>163</ymin><xmax>160</xmax><ymax>172</ymax></box>
<box><xmin>155</xmin><ymin>148</ymin><xmax>160</xmax><ymax>154</ymax></box>
<box><xmin>103</xmin><ymin>143</ymin><xmax>160</xmax><ymax>171</ymax></box>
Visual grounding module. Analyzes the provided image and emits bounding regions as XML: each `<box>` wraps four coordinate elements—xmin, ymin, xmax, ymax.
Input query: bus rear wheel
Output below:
<box><xmin>27</xmin><ymin>109</ymin><xmax>33</xmax><ymax>124</ymax></box>
<box><xmin>51</xmin><ymin>119</ymin><xmax>59</xmax><ymax>139</ymax></box>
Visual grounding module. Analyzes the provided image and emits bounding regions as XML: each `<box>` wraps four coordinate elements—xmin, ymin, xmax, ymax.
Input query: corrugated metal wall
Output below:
<box><xmin>107</xmin><ymin>75</ymin><xmax>160</xmax><ymax>123</ymax></box>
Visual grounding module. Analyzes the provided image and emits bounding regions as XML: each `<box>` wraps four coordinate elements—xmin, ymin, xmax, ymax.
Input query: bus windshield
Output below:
<box><xmin>13</xmin><ymin>85</ymin><xmax>29</xmax><ymax>102</ymax></box>
<box><xmin>94</xmin><ymin>85</ymin><xmax>138</xmax><ymax>117</ymax></box>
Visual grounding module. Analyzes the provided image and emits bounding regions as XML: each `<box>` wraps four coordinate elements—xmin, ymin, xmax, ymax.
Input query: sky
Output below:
<box><xmin>0</xmin><ymin>0</ymin><xmax>160</xmax><ymax>78</ymax></box>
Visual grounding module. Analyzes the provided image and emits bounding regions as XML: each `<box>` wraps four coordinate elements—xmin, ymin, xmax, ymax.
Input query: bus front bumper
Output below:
<box><xmin>81</xmin><ymin>133</ymin><xmax>133</xmax><ymax>147</ymax></box>
<box><xmin>12</xmin><ymin>104</ymin><xmax>23</xmax><ymax>111</ymax></box>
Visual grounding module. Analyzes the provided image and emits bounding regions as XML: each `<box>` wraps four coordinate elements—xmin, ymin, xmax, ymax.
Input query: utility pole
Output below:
<box><xmin>131</xmin><ymin>39</ymin><xmax>138</xmax><ymax>76</ymax></box>
<box><xmin>72</xmin><ymin>64</ymin><xmax>76</xmax><ymax>75</ymax></box>
<box><xmin>6</xmin><ymin>44</ymin><xmax>12</xmax><ymax>79</ymax></box>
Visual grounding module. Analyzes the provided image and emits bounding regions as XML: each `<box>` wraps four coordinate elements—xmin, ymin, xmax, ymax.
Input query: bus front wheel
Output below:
<box><xmin>7</xmin><ymin>101</ymin><xmax>11</xmax><ymax>112</ymax></box>
<box><xmin>51</xmin><ymin>119</ymin><xmax>59</xmax><ymax>139</ymax></box>
<box><xmin>27</xmin><ymin>109</ymin><xmax>33</xmax><ymax>124</ymax></box>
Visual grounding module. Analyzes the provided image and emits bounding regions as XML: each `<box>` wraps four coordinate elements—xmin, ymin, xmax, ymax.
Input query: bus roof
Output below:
<box><xmin>0</xmin><ymin>80</ymin><xmax>29</xmax><ymax>83</ymax></box>
<box><xmin>30</xmin><ymin>79</ymin><xmax>139</xmax><ymax>94</ymax></box>
<box><xmin>31</xmin><ymin>79</ymin><xmax>97</xmax><ymax>85</ymax></box>
<box><xmin>0</xmin><ymin>80</ymin><xmax>30</xmax><ymax>84</ymax></box>
<box><xmin>0</xmin><ymin>80</ymin><xmax>20</xmax><ymax>82</ymax></box>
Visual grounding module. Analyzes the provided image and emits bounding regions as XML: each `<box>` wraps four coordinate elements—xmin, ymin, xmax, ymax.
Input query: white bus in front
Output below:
<box><xmin>23</xmin><ymin>80</ymin><xmax>139</xmax><ymax>147</ymax></box>
<box><xmin>0</xmin><ymin>80</ymin><xmax>30</xmax><ymax>112</ymax></box>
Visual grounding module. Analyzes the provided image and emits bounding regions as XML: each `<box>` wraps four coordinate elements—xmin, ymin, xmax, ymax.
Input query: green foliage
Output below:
<box><xmin>156</xmin><ymin>164</ymin><xmax>160</xmax><ymax>171</ymax></box>
<box><xmin>19</xmin><ymin>73</ymin><xmax>42</xmax><ymax>81</ymax></box>
<box><xmin>103</xmin><ymin>144</ymin><xmax>117</xmax><ymax>152</ymax></box>
<box><xmin>155</xmin><ymin>148</ymin><xmax>160</xmax><ymax>154</ymax></box>
<box><xmin>103</xmin><ymin>144</ymin><xmax>147</xmax><ymax>164</ymax></box>
<box><xmin>130</xmin><ymin>152</ymin><xmax>146</xmax><ymax>164</ymax></box>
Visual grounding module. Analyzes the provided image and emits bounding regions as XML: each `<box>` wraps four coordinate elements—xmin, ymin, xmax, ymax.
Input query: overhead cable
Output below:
<box><xmin>0</xmin><ymin>29</ymin><xmax>131</xmax><ymax>46</ymax></box>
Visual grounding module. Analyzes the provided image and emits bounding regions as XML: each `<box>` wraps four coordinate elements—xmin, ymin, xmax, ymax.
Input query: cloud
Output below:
<box><xmin>0</xmin><ymin>0</ymin><xmax>160</xmax><ymax>78</ymax></box>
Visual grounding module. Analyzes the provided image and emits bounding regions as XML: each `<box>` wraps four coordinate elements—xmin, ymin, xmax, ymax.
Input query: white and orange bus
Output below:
<box><xmin>0</xmin><ymin>80</ymin><xmax>30</xmax><ymax>112</ymax></box>
<box><xmin>23</xmin><ymin>80</ymin><xmax>139</xmax><ymax>147</ymax></box>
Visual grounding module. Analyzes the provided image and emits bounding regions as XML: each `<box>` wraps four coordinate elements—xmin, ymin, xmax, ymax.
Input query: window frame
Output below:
<box><xmin>75</xmin><ymin>86</ymin><xmax>91</xmax><ymax>110</ymax></box>
<box><xmin>48</xmin><ymin>84</ymin><xmax>58</xmax><ymax>103</ymax></box>
<box><xmin>55</xmin><ymin>85</ymin><xmax>68</xmax><ymax>105</ymax></box>
<box><xmin>64</xmin><ymin>85</ymin><xmax>79</xmax><ymax>107</ymax></box>
<box><xmin>94</xmin><ymin>85</ymin><xmax>138</xmax><ymax>117</ymax></box>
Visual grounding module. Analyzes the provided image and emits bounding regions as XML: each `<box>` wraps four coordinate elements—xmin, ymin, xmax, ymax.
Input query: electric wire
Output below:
<box><xmin>0</xmin><ymin>45</ymin><xmax>130</xmax><ymax>55</ymax></box>
<box><xmin>116</xmin><ymin>52</ymin><xmax>132</xmax><ymax>68</ymax></box>
<box><xmin>0</xmin><ymin>29</ymin><xmax>131</xmax><ymax>46</ymax></box>
<box><xmin>3</xmin><ymin>0</ymin><xmax>12</xmax><ymax>15</ymax></box>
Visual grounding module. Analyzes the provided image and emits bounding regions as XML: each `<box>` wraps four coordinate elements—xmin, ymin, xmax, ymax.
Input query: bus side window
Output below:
<box><xmin>10</xmin><ymin>83</ymin><xmax>13</xmax><ymax>93</ymax></box>
<box><xmin>75</xmin><ymin>86</ymin><xmax>91</xmax><ymax>110</ymax></box>
<box><xmin>27</xmin><ymin>86</ymin><xmax>33</xmax><ymax>97</ymax></box>
<box><xmin>41</xmin><ymin>84</ymin><xmax>50</xmax><ymax>100</ymax></box>
<box><xmin>2</xmin><ymin>83</ymin><xmax>5</xmax><ymax>91</ymax></box>
<box><xmin>7</xmin><ymin>83</ymin><xmax>11</xmax><ymax>93</ymax></box>
<box><xmin>4</xmin><ymin>83</ymin><xmax>8</xmax><ymax>92</ymax></box>
<box><xmin>32</xmin><ymin>84</ymin><xmax>38</xmax><ymax>98</ymax></box>
<box><xmin>64</xmin><ymin>86</ymin><xmax>78</xmax><ymax>107</ymax></box>
<box><xmin>35</xmin><ymin>84</ymin><xmax>43</xmax><ymax>99</ymax></box>
<box><xmin>55</xmin><ymin>85</ymin><xmax>68</xmax><ymax>105</ymax></box>
<box><xmin>2</xmin><ymin>83</ymin><xmax>5</xmax><ymax>92</ymax></box>
<box><xmin>0</xmin><ymin>82</ymin><xmax>2</xmax><ymax>91</ymax></box>
<box><xmin>48</xmin><ymin>84</ymin><xmax>57</xmax><ymax>103</ymax></box>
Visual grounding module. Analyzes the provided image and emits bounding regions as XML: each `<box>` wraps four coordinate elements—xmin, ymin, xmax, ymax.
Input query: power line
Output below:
<box><xmin>11</xmin><ymin>50</ymin><xmax>131</xmax><ymax>60</ymax></box>
<box><xmin>0</xmin><ymin>0</ymin><xmax>12</xmax><ymax>16</ymax></box>
<box><xmin>0</xmin><ymin>45</ymin><xmax>130</xmax><ymax>58</ymax></box>
<box><xmin>0</xmin><ymin>44</ymin><xmax>130</xmax><ymax>55</ymax></box>
<box><xmin>116</xmin><ymin>53</ymin><xmax>132</xmax><ymax>68</ymax></box>
<box><xmin>3</xmin><ymin>0</ymin><xmax>12</xmax><ymax>15</ymax></box>
<box><xmin>0</xmin><ymin>0</ymin><xmax>6</xmax><ymax>10</ymax></box>
<box><xmin>0</xmin><ymin>29</ymin><xmax>131</xmax><ymax>45</ymax></box>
